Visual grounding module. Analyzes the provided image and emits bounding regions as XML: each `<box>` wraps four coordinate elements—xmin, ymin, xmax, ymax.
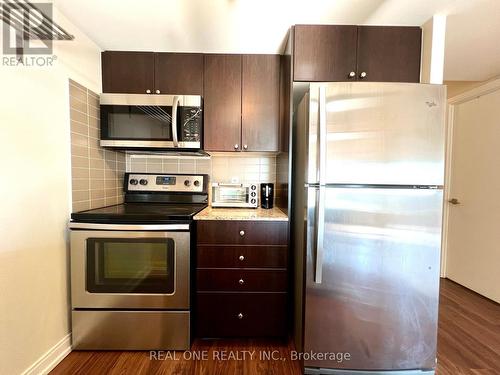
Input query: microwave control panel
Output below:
<box><xmin>180</xmin><ymin>107</ymin><xmax>202</xmax><ymax>142</ymax></box>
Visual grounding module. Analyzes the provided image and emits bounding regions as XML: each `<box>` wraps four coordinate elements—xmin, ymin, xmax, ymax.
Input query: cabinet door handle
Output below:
<box><xmin>243</xmin><ymin>144</ymin><xmax>248</xmax><ymax>150</ymax></box>
<box><xmin>348</xmin><ymin>71</ymin><xmax>356</xmax><ymax>78</ymax></box>
<box><xmin>238</xmin><ymin>279</ymin><xmax>245</xmax><ymax>285</ymax></box>
<box><xmin>239</xmin><ymin>230</ymin><xmax>245</xmax><ymax>237</ymax></box>
<box><xmin>155</xmin><ymin>89</ymin><xmax>161</xmax><ymax>94</ymax></box>
<box><xmin>234</xmin><ymin>144</ymin><xmax>239</xmax><ymax>150</ymax></box>
<box><xmin>239</xmin><ymin>255</ymin><xmax>245</xmax><ymax>261</ymax></box>
<box><xmin>237</xmin><ymin>313</ymin><xmax>244</xmax><ymax>320</ymax></box>
<box><xmin>359</xmin><ymin>72</ymin><xmax>367</xmax><ymax>79</ymax></box>
<box><xmin>146</xmin><ymin>89</ymin><xmax>151</xmax><ymax>94</ymax></box>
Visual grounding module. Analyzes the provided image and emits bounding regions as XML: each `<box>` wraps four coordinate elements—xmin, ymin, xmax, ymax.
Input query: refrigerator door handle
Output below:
<box><xmin>314</xmin><ymin>186</ymin><xmax>326</xmax><ymax>284</ymax></box>
<box><xmin>318</xmin><ymin>86</ymin><xmax>327</xmax><ymax>186</ymax></box>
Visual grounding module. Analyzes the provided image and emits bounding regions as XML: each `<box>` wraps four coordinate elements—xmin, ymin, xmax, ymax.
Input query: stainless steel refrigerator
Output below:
<box><xmin>292</xmin><ymin>82</ymin><xmax>445</xmax><ymax>375</ymax></box>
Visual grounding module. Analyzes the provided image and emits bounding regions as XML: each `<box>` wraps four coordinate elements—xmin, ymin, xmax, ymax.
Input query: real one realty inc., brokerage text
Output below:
<box><xmin>150</xmin><ymin>350</ymin><xmax>351</xmax><ymax>363</ymax></box>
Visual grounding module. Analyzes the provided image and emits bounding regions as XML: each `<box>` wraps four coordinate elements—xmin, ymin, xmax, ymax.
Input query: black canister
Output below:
<box><xmin>260</xmin><ymin>183</ymin><xmax>274</xmax><ymax>209</ymax></box>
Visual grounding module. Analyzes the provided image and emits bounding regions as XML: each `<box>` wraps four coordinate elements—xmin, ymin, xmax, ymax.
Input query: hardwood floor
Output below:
<box><xmin>51</xmin><ymin>339</ymin><xmax>301</xmax><ymax>375</ymax></box>
<box><xmin>437</xmin><ymin>278</ymin><xmax>500</xmax><ymax>374</ymax></box>
<box><xmin>51</xmin><ymin>279</ymin><xmax>499</xmax><ymax>374</ymax></box>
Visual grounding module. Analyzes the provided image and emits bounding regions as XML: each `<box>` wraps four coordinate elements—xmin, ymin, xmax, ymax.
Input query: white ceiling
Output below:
<box><xmin>53</xmin><ymin>0</ymin><xmax>500</xmax><ymax>81</ymax></box>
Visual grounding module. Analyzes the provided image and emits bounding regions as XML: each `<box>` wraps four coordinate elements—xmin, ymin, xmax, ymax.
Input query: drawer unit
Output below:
<box><xmin>197</xmin><ymin>269</ymin><xmax>287</xmax><ymax>292</ymax></box>
<box><xmin>196</xmin><ymin>293</ymin><xmax>287</xmax><ymax>337</ymax></box>
<box><xmin>195</xmin><ymin>219</ymin><xmax>289</xmax><ymax>338</ymax></box>
<box><xmin>197</xmin><ymin>245</ymin><xmax>287</xmax><ymax>268</ymax></box>
<box><xmin>197</xmin><ymin>221</ymin><xmax>287</xmax><ymax>245</ymax></box>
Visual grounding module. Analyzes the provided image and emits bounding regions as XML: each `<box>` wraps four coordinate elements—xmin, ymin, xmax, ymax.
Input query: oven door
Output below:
<box><xmin>99</xmin><ymin>93</ymin><xmax>202</xmax><ymax>149</ymax></box>
<box><xmin>70</xmin><ymin>223</ymin><xmax>190</xmax><ymax>309</ymax></box>
<box><xmin>212</xmin><ymin>185</ymin><xmax>250</xmax><ymax>207</ymax></box>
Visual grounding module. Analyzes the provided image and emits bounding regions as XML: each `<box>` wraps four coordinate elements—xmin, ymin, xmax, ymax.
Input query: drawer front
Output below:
<box><xmin>197</xmin><ymin>245</ymin><xmax>287</xmax><ymax>268</ymax></box>
<box><xmin>196</xmin><ymin>293</ymin><xmax>286</xmax><ymax>338</ymax></box>
<box><xmin>197</xmin><ymin>221</ymin><xmax>288</xmax><ymax>245</ymax></box>
<box><xmin>197</xmin><ymin>269</ymin><xmax>287</xmax><ymax>292</ymax></box>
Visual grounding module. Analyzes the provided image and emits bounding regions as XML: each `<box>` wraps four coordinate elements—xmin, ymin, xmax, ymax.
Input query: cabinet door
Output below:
<box><xmin>154</xmin><ymin>53</ymin><xmax>203</xmax><ymax>95</ymax></box>
<box><xmin>356</xmin><ymin>26</ymin><xmax>421</xmax><ymax>83</ymax></box>
<box><xmin>293</xmin><ymin>25</ymin><xmax>358</xmax><ymax>82</ymax></box>
<box><xmin>203</xmin><ymin>54</ymin><xmax>242</xmax><ymax>152</ymax></box>
<box><xmin>101</xmin><ymin>51</ymin><xmax>154</xmax><ymax>94</ymax></box>
<box><xmin>242</xmin><ymin>55</ymin><xmax>280</xmax><ymax>152</ymax></box>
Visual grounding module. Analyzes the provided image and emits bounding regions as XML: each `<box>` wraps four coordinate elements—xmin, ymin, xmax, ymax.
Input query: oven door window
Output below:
<box><xmin>101</xmin><ymin>105</ymin><xmax>173</xmax><ymax>141</ymax></box>
<box><xmin>86</xmin><ymin>238</ymin><xmax>174</xmax><ymax>294</ymax></box>
<box><xmin>214</xmin><ymin>187</ymin><xmax>249</xmax><ymax>203</ymax></box>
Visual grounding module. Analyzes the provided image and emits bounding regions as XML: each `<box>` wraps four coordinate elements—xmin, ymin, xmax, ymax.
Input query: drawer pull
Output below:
<box><xmin>238</xmin><ymin>279</ymin><xmax>245</xmax><ymax>285</ymax></box>
<box><xmin>237</xmin><ymin>313</ymin><xmax>244</xmax><ymax>320</ymax></box>
<box><xmin>239</xmin><ymin>230</ymin><xmax>245</xmax><ymax>237</ymax></box>
<box><xmin>239</xmin><ymin>255</ymin><xmax>245</xmax><ymax>261</ymax></box>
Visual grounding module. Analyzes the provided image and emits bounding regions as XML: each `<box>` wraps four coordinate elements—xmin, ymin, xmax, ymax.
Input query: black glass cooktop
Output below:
<box><xmin>71</xmin><ymin>203</ymin><xmax>207</xmax><ymax>224</ymax></box>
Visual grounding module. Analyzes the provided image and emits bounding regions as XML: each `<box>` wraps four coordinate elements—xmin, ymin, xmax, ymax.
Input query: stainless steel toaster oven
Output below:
<box><xmin>211</xmin><ymin>183</ymin><xmax>258</xmax><ymax>208</ymax></box>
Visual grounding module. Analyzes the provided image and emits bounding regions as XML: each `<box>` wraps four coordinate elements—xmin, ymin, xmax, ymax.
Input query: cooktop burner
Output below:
<box><xmin>71</xmin><ymin>203</ymin><xmax>207</xmax><ymax>224</ymax></box>
<box><xmin>70</xmin><ymin>173</ymin><xmax>208</xmax><ymax>224</ymax></box>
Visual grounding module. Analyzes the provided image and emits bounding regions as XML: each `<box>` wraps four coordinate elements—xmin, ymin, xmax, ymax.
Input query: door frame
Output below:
<box><xmin>441</xmin><ymin>77</ymin><xmax>500</xmax><ymax>277</ymax></box>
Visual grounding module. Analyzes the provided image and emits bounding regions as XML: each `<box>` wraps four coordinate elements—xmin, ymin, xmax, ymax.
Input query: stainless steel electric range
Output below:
<box><xmin>69</xmin><ymin>173</ymin><xmax>208</xmax><ymax>350</ymax></box>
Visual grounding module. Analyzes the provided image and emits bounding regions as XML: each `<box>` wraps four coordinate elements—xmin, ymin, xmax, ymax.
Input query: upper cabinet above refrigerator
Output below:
<box><xmin>293</xmin><ymin>25</ymin><xmax>358</xmax><ymax>82</ymax></box>
<box><xmin>306</xmin><ymin>82</ymin><xmax>446</xmax><ymax>186</ymax></box>
<box><xmin>293</xmin><ymin>25</ymin><xmax>422</xmax><ymax>83</ymax></box>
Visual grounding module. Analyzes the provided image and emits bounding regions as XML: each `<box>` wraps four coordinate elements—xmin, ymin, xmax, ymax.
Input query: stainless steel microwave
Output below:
<box><xmin>99</xmin><ymin>94</ymin><xmax>202</xmax><ymax>150</ymax></box>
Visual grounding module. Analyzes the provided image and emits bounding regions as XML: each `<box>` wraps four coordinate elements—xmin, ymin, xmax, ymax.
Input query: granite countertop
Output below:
<box><xmin>194</xmin><ymin>206</ymin><xmax>288</xmax><ymax>221</ymax></box>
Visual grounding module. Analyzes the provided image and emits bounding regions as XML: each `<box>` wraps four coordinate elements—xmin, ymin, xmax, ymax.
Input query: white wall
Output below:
<box><xmin>0</xmin><ymin>7</ymin><xmax>101</xmax><ymax>375</ymax></box>
<box><xmin>421</xmin><ymin>15</ymin><xmax>446</xmax><ymax>84</ymax></box>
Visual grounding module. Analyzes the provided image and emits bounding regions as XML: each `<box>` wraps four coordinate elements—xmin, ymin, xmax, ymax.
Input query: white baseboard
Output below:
<box><xmin>22</xmin><ymin>333</ymin><xmax>72</xmax><ymax>375</ymax></box>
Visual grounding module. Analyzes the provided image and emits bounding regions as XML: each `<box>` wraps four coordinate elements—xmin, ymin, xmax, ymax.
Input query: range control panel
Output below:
<box><xmin>126</xmin><ymin>173</ymin><xmax>205</xmax><ymax>193</ymax></box>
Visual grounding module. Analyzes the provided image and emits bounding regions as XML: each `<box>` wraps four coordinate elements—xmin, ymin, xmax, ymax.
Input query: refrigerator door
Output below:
<box><xmin>304</xmin><ymin>186</ymin><xmax>442</xmax><ymax>371</ymax></box>
<box><xmin>307</xmin><ymin>83</ymin><xmax>445</xmax><ymax>186</ymax></box>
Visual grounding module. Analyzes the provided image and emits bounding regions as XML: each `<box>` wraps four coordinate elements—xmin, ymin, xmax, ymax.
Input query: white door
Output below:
<box><xmin>446</xmin><ymin>88</ymin><xmax>500</xmax><ymax>303</ymax></box>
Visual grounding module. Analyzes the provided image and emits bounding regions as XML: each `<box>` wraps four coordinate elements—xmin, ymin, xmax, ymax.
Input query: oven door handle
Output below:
<box><xmin>171</xmin><ymin>95</ymin><xmax>180</xmax><ymax>147</ymax></box>
<box><xmin>69</xmin><ymin>222</ymin><xmax>189</xmax><ymax>231</ymax></box>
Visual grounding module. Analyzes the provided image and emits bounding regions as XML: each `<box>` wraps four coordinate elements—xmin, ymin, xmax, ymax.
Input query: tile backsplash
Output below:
<box><xmin>69</xmin><ymin>80</ymin><xmax>125</xmax><ymax>212</ymax></box>
<box><xmin>127</xmin><ymin>153</ymin><xmax>276</xmax><ymax>185</ymax></box>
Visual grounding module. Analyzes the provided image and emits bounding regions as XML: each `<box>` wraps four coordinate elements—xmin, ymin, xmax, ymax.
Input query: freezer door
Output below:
<box><xmin>308</xmin><ymin>83</ymin><xmax>445</xmax><ymax>186</ymax></box>
<box><xmin>305</xmin><ymin>186</ymin><xmax>442</xmax><ymax>371</ymax></box>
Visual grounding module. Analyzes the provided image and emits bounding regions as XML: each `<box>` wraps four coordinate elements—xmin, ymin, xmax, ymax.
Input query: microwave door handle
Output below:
<box><xmin>172</xmin><ymin>95</ymin><xmax>180</xmax><ymax>147</ymax></box>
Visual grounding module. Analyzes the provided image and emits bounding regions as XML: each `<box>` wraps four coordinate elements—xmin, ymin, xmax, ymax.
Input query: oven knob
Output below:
<box><xmin>184</xmin><ymin>179</ymin><xmax>191</xmax><ymax>187</ymax></box>
<box><xmin>251</xmin><ymin>185</ymin><xmax>257</xmax><ymax>190</ymax></box>
<box><xmin>130</xmin><ymin>179</ymin><xmax>138</xmax><ymax>185</ymax></box>
<box><xmin>251</xmin><ymin>192</ymin><xmax>256</xmax><ymax>197</ymax></box>
<box><xmin>139</xmin><ymin>179</ymin><xmax>148</xmax><ymax>185</ymax></box>
<box><xmin>251</xmin><ymin>198</ymin><xmax>256</xmax><ymax>204</ymax></box>
<box><xmin>194</xmin><ymin>180</ymin><xmax>200</xmax><ymax>187</ymax></box>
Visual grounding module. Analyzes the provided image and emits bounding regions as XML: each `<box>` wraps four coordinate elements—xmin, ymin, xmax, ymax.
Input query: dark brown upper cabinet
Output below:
<box><xmin>293</xmin><ymin>25</ymin><xmax>358</xmax><ymax>82</ymax></box>
<box><xmin>293</xmin><ymin>25</ymin><xmax>422</xmax><ymax>83</ymax></box>
<box><xmin>203</xmin><ymin>54</ymin><xmax>281</xmax><ymax>153</ymax></box>
<box><xmin>242</xmin><ymin>54</ymin><xmax>280</xmax><ymax>152</ymax></box>
<box><xmin>203</xmin><ymin>54</ymin><xmax>242</xmax><ymax>152</ymax></box>
<box><xmin>154</xmin><ymin>53</ymin><xmax>203</xmax><ymax>95</ymax></box>
<box><xmin>356</xmin><ymin>26</ymin><xmax>422</xmax><ymax>83</ymax></box>
<box><xmin>102</xmin><ymin>51</ymin><xmax>203</xmax><ymax>94</ymax></box>
<box><xmin>102</xmin><ymin>51</ymin><xmax>155</xmax><ymax>94</ymax></box>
